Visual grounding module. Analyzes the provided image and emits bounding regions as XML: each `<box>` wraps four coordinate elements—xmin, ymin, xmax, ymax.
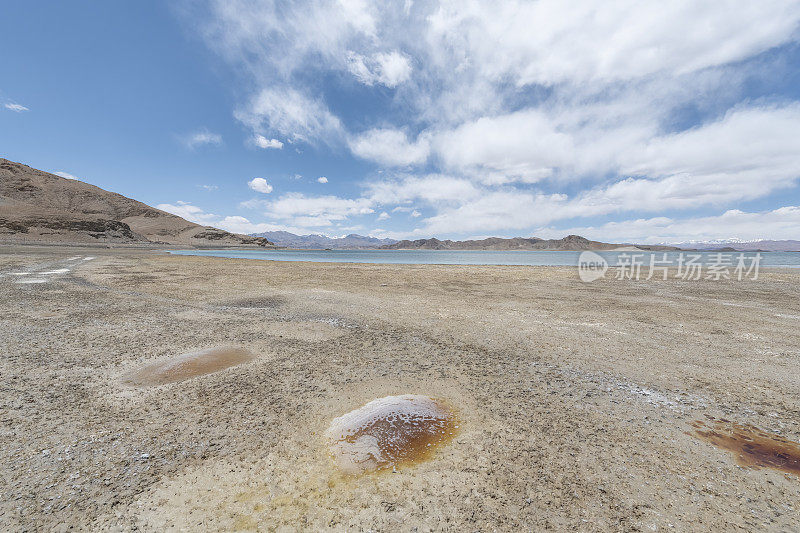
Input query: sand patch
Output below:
<box><xmin>262</xmin><ymin>320</ymin><xmax>349</xmax><ymax>342</ymax></box>
<box><xmin>219</xmin><ymin>295</ymin><xmax>287</xmax><ymax>309</ymax></box>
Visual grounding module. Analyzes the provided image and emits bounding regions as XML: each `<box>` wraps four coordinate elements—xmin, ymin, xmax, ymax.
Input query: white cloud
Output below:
<box><xmin>349</xmin><ymin>128</ymin><xmax>430</xmax><ymax>166</ymax></box>
<box><xmin>426</xmin><ymin>0</ymin><xmax>800</xmax><ymax>88</ymax></box>
<box><xmin>185</xmin><ymin>1</ymin><xmax>800</xmax><ymax>239</ymax></box>
<box><xmin>213</xmin><ymin>215</ymin><xmax>305</xmax><ymax>235</ymax></box>
<box><xmin>156</xmin><ymin>202</ymin><xmax>314</xmax><ymax>234</ymax></box>
<box><xmin>182</xmin><ymin>130</ymin><xmax>222</xmax><ymax>149</ymax></box>
<box><xmin>317</xmin><ymin>176</ymin><xmax>329</xmax><ymax>183</ymax></box>
<box><xmin>235</xmin><ymin>88</ymin><xmax>343</xmax><ymax>145</ymax></box>
<box><xmin>198</xmin><ymin>184</ymin><xmax>219</xmax><ymax>191</ymax></box>
<box><xmin>615</xmin><ymin>105</ymin><xmax>800</xmax><ymax>204</ymax></box>
<box><xmin>157</xmin><ymin>201</ymin><xmax>221</xmax><ymax>224</ymax></box>
<box><xmin>433</xmin><ymin>109</ymin><xmax>573</xmax><ymax>182</ymax></box>
<box><xmin>253</xmin><ymin>135</ymin><xmax>283</xmax><ymax>149</ymax></box>
<box><xmin>366</xmin><ymin>174</ymin><xmax>480</xmax><ymax>205</ymax></box>
<box><xmin>411</xmin><ymin>210</ymin><xmax>421</xmax><ymax>217</ymax></box>
<box><xmin>199</xmin><ymin>0</ymin><xmax>800</xmax><ymax>116</ymax></box>
<box><xmin>53</xmin><ymin>171</ymin><xmax>79</xmax><ymax>180</ymax></box>
<box><xmin>385</xmin><ymin>104</ymin><xmax>800</xmax><ymax>234</ymax></box>
<box><xmin>248</xmin><ymin>177</ymin><xmax>273</xmax><ymax>194</ymax></box>
<box><xmin>537</xmin><ymin>206</ymin><xmax>800</xmax><ymax>244</ymax></box>
<box><xmin>377</xmin><ymin>211</ymin><xmax>390</xmax><ymax>221</ymax></box>
<box><xmin>262</xmin><ymin>193</ymin><xmax>374</xmax><ymax>227</ymax></box>
<box><xmin>347</xmin><ymin>50</ymin><xmax>412</xmax><ymax>87</ymax></box>
<box><xmin>389</xmin><ymin>103</ymin><xmax>800</xmax><ymax>232</ymax></box>
<box><xmin>4</xmin><ymin>103</ymin><xmax>29</xmax><ymax>112</ymax></box>
<box><xmin>419</xmin><ymin>191</ymin><xmax>571</xmax><ymax>234</ymax></box>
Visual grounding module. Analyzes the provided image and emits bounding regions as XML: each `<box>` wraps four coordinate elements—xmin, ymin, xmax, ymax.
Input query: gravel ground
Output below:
<box><xmin>1</xmin><ymin>246</ymin><xmax>800</xmax><ymax>531</ymax></box>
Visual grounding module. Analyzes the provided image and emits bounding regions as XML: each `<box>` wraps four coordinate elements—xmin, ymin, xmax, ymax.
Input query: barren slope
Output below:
<box><xmin>0</xmin><ymin>158</ymin><xmax>271</xmax><ymax>247</ymax></box>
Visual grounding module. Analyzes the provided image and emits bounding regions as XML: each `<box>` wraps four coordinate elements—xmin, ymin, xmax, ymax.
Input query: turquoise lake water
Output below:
<box><xmin>168</xmin><ymin>248</ymin><xmax>800</xmax><ymax>267</ymax></box>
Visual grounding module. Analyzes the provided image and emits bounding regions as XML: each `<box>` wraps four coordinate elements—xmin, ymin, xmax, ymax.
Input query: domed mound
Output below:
<box><xmin>325</xmin><ymin>395</ymin><xmax>458</xmax><ymax>474</ymax></box>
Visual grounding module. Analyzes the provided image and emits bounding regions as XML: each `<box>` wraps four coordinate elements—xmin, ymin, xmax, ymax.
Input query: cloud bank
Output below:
<box><xmin>180</xmin><ymin>0</ymin><xmax>800</xmax><ymax>241</ymax></box>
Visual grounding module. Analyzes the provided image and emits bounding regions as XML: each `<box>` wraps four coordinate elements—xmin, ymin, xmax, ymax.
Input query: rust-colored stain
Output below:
<box><xmin>326</xmin><ymin>395</ymin><xmax>459</xmax><ymax>474</ymax></box>
<box><xmin>122</xmin><ymin>347</ymin><xmax>255</xmax><ymax>386</ymax></box>
<box><xmin>689</xmin><ymin>417</ymin><xmax>800</xmax><ymax>476</ymax></box>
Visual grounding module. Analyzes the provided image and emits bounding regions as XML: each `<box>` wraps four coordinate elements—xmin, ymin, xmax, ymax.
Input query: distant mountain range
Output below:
<box><xmin>669</xmin><ymin>239</ymin><xmax>800</xmax><ymax>252</ymax></box>
<box><xmin>250</xmin><ymin>231</ymin><xmax>396</xmax><ymax>249</ymax></box>
<box><xmin>0</xmin><ymin>158</ymin><xmax>272</xmax><ymax>247</ymax></box>
<box><xmin>252</xmin><ymin>232</ymin><xmax>691</xmax><ymax>251</ymax></box>
<box><xmin>380</xmin><ymin>235</ymin><xmax>680</xmax><ymax>251</ymax></box>
<box><xmin>256</xmin><ymin>233</ymin><xmax>800</xmax><ymax>252</ymax></box>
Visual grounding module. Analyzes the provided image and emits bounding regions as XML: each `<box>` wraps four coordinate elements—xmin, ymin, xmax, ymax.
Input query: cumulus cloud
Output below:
<box><xmin>349</xmin><ymin>128</ymin><xmax>430</xmax><ymax>167</ymax></box>
<box><xmin>238</xmin><ymin>191</ymin><xmax>378</xmax><ymax>227</ymax></box>
<box><xmin>212</xmin><ymin>215</ymin><xmax>305</xmax><ymax>234</ymax></box>
<box><xmin>156</xmin><ymin>201</ymin><xmax>312</xmax><ymax>234</ymax></box>
<box><xmin>317</xmin><ymin>176</ymin><xmax>328</xmax><ymax>183</ymax></box>
<box><xmin>262</xmin><ymin>193</ymin><xmax>374</xmax><ymax>227</ymax></box>
<box><xmin>253</xmin><ymin>135</ymin><xmax>283</xmax><ymax>149</ymax></box>
<box><xmin>248</xmin><ymin>177</ymin><xmax>273</xmax><ymax>194</ymax></box>
<box><xmin>156</xmin><ymin>201</ymin><xmax>221</xmax><ymax>224</ymax></box>
<box><xmin>182</xmin><ymin>129</ymin><xmax>222</xmax><ymax>149</ymax></box>
<box><xmin>377</xmin><ymin>211</ymin><xmax>390</xmax><ymax>221</ymax></box>
<box><xmin>4</xmin><ymin>102</ymin><xmax>29</xmax><ymax>112</ymax></box>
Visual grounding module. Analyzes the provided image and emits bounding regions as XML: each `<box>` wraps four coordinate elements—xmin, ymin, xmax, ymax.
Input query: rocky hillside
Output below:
<box><xmin>0</xmin><ymin>158</ymin><xmax>272</xmax><ymax>246</ymax></box>
<box><xmin>381</xmin><ymin>235</ymin><xmax>678</xmax><ymax>251</ymax></box>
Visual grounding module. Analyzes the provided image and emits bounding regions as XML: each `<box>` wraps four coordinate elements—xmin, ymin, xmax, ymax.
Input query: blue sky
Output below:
<box><xmin>2</xmin><ymin>1</ymin><xmax>800</xmax><ymax>243</ymax></box>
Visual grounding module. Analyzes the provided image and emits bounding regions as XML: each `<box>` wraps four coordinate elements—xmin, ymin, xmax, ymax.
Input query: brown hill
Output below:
<box><xmin>0</xmin><ymin>158</ymin><xmax>272</xmax><ymax>247</ymax></box>
<box><xmin>381</xmin><ymin>235</ymin><xmax>679</xmax><ymax>251</ymax></box>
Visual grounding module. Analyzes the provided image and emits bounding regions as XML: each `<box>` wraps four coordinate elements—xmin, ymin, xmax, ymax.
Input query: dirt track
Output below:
<box><xmin>2</xmin><ymin>246</ymin><xmax>800</xmax><ymax>531</ymax></box>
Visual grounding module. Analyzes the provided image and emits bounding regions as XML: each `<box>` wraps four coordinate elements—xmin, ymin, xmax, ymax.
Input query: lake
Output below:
<box><xmin>168</xmin><ymin>249</ymin><xmax>800</xmax><ymax>267</ymax></box>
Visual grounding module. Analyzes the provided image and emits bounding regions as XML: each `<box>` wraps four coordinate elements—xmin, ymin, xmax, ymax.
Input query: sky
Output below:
<box><xmin>2</xmin><ymin>1</ymin><xmax>800</xmax><ymax>244</ymax></box>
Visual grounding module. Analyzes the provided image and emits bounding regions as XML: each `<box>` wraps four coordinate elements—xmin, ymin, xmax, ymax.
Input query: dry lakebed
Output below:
<box><xmin>2</xmin><ymin>245</ymin><xmax>800</xmax><ymax>531</ymax></box>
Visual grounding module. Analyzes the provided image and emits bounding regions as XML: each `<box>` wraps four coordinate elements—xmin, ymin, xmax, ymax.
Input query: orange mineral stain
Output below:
<box><xmin>123</xmin><ymin>347</ymin><xmax>254</xmax><ymax>386</ymax></box>
<box><xmin>689</xmin><ymin>417</ymin><xmax>800</xmax><ymax>476</ymax></box>
<box><xmin>326</xmin><ymin>395</ymin><xmax>459</xmax><ymax>474</ymax></box>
